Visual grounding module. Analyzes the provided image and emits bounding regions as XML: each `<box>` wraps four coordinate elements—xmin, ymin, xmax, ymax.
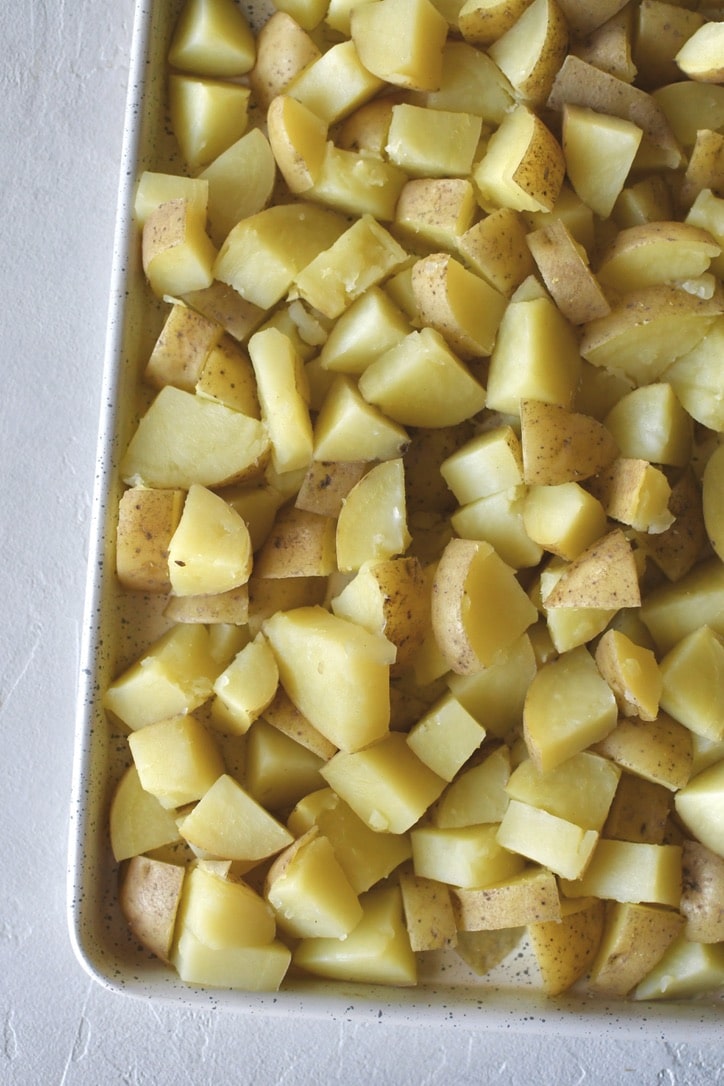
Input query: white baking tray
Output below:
<box><xmin>68</xmin><ymin>0</ymin><xmax>723</xmax><ymax>1038</ymax></box>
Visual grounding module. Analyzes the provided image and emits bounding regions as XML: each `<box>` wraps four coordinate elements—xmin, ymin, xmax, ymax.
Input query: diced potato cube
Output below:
<box><xmin>399</xmin><ymin>869</ymin><xmax>457</xmax><ymax>951</ymax></box>
<box><xmin>560</xmin><ymin>839</ymin><xmax>682</xmax><ymax>907</ymax></box>
<box><xmin>168</xmin><ymin>0</ymin><xmax>256</xmax><ymax>77</ymax></box>
<box><xmin>265</xmin><ymin>828</ymin><xmax>362</xmax><ymax>938</ymax></box>
<box><xmin>506</xmin><ymin>751</ymin><xmax>620</xmax><ymax>832</ymax></box>
<box><xmin>167</xmin><ymin>484</ymin><xmax>253</xmax><ymax>597</ymax></box>
<box><xmin>350</xmin><ymin>0</ymin><xmax>448</xmax><ymax>91</ymax></box>
<box><xmin>110</xmin><ymin>765</ymin><xmax>182</xmax><ymax>862</ymax></box>
<box><xmin>411</xmin><ymin>823</ymin><xmax>524</xmax><ymax>888</ymax></box>
<box><xmin>406</xmin><ymin>693</ymin><xmax>486</xmax><ymax>781</ymax></box>
<box><xmin>335</xmin><ymin>459</ymin><xmax>411</xmax><ymax>573</ymax></box>
<box><xmin>659</xmin><ymin>625</ymin><xmax>724</xmax><ymax>743</ymax></box>
<box><xmin>142</xmin><ymin>199</ymin><xmax>218</xmax><ymax>298</ymax></box>
<box><xmin>169</xmin><ymin>75</ymin><xmax>250</xmax><ymax>172</ymax></box>
<box><xmin>387</xmin><ymin>104</ymin><xmax>482</xmax><ymax>178</ymax></box>
<box><xmin>244</xmin><ymin>720</ymin><xmax>325</xmax><ymax>811</ymax></box>
<box><xmin>128</xmin><ymin>714</ymin><xmax>225</xmax><ymax>809</ymax></box>
<box><xmin>116</xmin><ymin>486</ymin><xmax>185</xmax><ymax>593</ymax></box>
<box><xmin>587</xmin><ymin>901</ymin><xmax>685</xmax><ymax>998</ymax></box>
<box><xmin>179</xmin><ymin>773</ymin><xmax>293</xmax><ymax>861</ymax></box>
<box><xmin>211</xmin><ymin>635</ymin><xmax>279</xmax><ymax>736</ymax></box>
<box><xmin>496</xmin><ymin>799</ymin><xmax>599</xmax><ymax>880</ymax></box>
<box><xmin>451</xmin><ymin>866</ymin><xmax>561</xmax><ymax>930</ymax></box>
<box><xmin>432</xmin><ymin>745</ymin><xmax>512</xmax><ymax>828</ymax></box>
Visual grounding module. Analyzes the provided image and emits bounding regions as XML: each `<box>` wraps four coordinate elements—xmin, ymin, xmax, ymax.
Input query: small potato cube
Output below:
<box><xmin>263</xmin><ymin>605</ymin><xmax>395</xmax><ymax>752</ymax></box>
<box><xmin>433</xmin><ymin>745</ymin><xmax>512</xmax><ymax>828</ymax></box>
<box><xmin>294</xmin><ymin>459</ymin><xmax>367</xmax><ymax>518</ymax></box>
<box><xmin>103</xmin><ymin>624</ymin><xmax>220</xmax><ymax>731</ymax></box>
<box><xmin>199</xmin><ymin>128</ymin><xmax>277</xmax><ymax>246</ymax></box>
<box><xmin>265</xmin><ymin>828</ymin><xmax>362</xmax><ymax>939</ymax></box>
<box><xmin>287</xmin><ymin>40</ymin><xmax>384</xmax><ymax>125</ymax></box>
<box><xmin>411</xmin><ymin>823</ymin><xmax>524</xmax><ymax>889</ymax></box>
<box><xmin>529</xmin><ymin>897</ymin><xmax>605</xmax><ymax>997</ymax></box>
<box><xmin>447</xmin><ymin>634</ymin><xmax>537</xmax><ymax>740</ymax></box>
<box><xmin>594</xmin><ymin>629</ymin><xmax>663</xmax><ymax>722</ymax></box>
<box><xmin>120</xmin><ymin>856</ymin><xmax>185</xmax><ymax>963</ymax></box>
<box><xmin>169</xmin><ymin>75</ymin><xmax>250</xmax><ymax>173</ymax></box>
<box><xmin>387</xmin><ymin>104</ymin><xmax>482</xmax><ymax>178</ymax></box>
<box><xmin>168</xmin><ymin>0</ymin><xmax>256</xmax><ymax>77</ymax></box>
<box><xmin>335</xmin><ymin>459</ymin><xmax>411</xmax><ymax>573</ymax></box>
<box><xmin>458</xmin><ymin>207</ymin><xmax>535</xmax><ymax>296</ymax></box>
<box><xmin>640</xmin><ymin>557</ymin><xmax>724</xmax><ymax>655</ymax></box>
<box><xmin>587</xmin><ymin>900</ymin><xmax>685</xmax><ymax>998</ymax></box>
<box><xmin>587</xmin><ymin>458</ymin><xmax>674</xmax><ymax>535</ymax></box>
<box><xmin>142</xmin><ymin>199</ymin><xmax>217</xmax><ymax>298</ymax></box>
<box><xmin>538</xmin><ymin>559</ymin><xmax>616</xmax><ymax>654</ymax></box>
<box><xmin>660</xmin><ymin>625</ymin><xmax>724</xmax><ymax>743</ymax></box>
<box><xmin>163</xmin><ymin>586</ymin><xmax>249</xmax><ymax>627</ymax></box>
<box><xmin>128</xmin><ymin>714</ymin><xmax>225</xmax><ymax>809</ymax></box>
<box><xmin>359</xmin><ymin>327</ymin><xmax>486</xmax><ymax>429</ymax></box>
<box><xmin>173</xmin><ymin>929</ymin><xmax>291</xmax><ymax>990</ymax></box>
<box><xmin>394</xmin><ymin>178</ymin><xmax>477</xmax><ymax>255</ymax></box>
<box><xmin>519</xmin><ymin>399</ymin><xmax>619</xmax><ymax>486</ymax></box>
<box><xmin>451</xmin><ymin>865</ymin><xmax>561</xmax><ymax>930</ymax></box>
<box><xmin>674</xmin><ymin>760</ymin><xmax>724</xmax><ymax>859</ymax></box>
<box><xmin>451</xmin><ymin>485</ymin><xmax>544</xmax><ymax>571</ymax></box>
<box><xmin>293</xmin><ymin>884</ymin><xmax>417</xmax><ymax>986</ymax></box>
<box><xmin>350</xmin><ymin>0</ymin><xmax>448</xmax><ymax>92</ymax></box>
<box><xmin>487</xmin><ymin>0</ymin><xmax>569</xmax><ymax>109</ymax></box>
<box><xmin>319</xmin><ymin>286</ymin><xmax>410</xmax><ymax>376</ymax></box>
<box><xmin>506</xmin><ymin>751</ymin><xmax>620</xmax><ymax>832</ymax></box>
<box><xmin>211</xmin><ymin>635</ymin><xmax>279</xmax><ymax>736</ymax></box>
<box><xmin>320</xmin><ymin>731</ymin><xmax>446</xmax><ymax>834</ymax></box>
<box><xmin>441</xmin><ymin>426</ymin><xmax>523</xmax><ymax>505</ymax></box>
<box><xmin>524</xmin><ymin>645</ymin><xmax>618</xmax><ymax>773</ymax></box>
<box><xmin>474</xmin><ymin>104</ymin><xmax>565</xmax><ymax>214</ymax></box>
<box><xmin>632</xmin><ymin>933</ymin><xmax>724</xmax><ymax>1002</ymax></box>
<box><xmin>496</xmin><ymin>799</ymin><xmax>599</xmax><ymax>881</ymax></box>
<box><xmin>116</xmin><ymin>486</ymin><xmax>185</xmax><ymax>593</ymax></box>
<box><xmin>179</xmin><ymin>773</ymin><xmax>294</xmax><ymax>861</ymax></box>
<box><xmin>168</xmin><ymin>484</ymin><xmax>253</xmax><ymax>598</ymax></box>
<box><xmin>594</xmin><ymin>713</ymin><xmax>693</xmax><ymax>793</ymax></box>
<box><xmin>181</xmin><ymin>280</ymin><xmax>266</xmax><ymax>343</ymax></box>
<box><xmin>411</xmin><ymin>252</ymin><xmax>507</xmax><ymax>359</ymax></box>
<box><xmin>307</xmin><ymin>142</ymin><xmax>408</xmax><ymax>222</ymax></box>
<box><xmin>603</xmin><ymin>383</ymin><xmax>693</xmax><ymax>469</ymax></box>
<box><xmin>559</xmin><ymin>839</ymin><xmax>682</xmax><ymax>907</ymax></box>
<box><xmin>145</xmin><ymin>304</ymin><xmax>223</xmax><ymax>392</ymax></box>
<box><xmin>399</xmin><ymin>869</ymin><xmax>457</xmax><ymax>951</ymax></box>
<box><xmin>244</xmin><ymin>720</ymin><xmax>325</xmax><ymax>811</ymax></box>
<box><xmin>110</xmin><ymin>765</ymin><xmax>182</xmax><ymax>862</ymax></box>
<box><xmin>522</xmin><ymin>482</ymin><xmax>608</xmax><ymax>561</ymax></box>
<box><xmin>406</xmin><ymin>693</ymin><xmax>486</xmax><ymax>781</ymax></box>
<box><xmin>562</xmin><ymin>104</ymin><xmax>643</xmax><ymax>219</ymax></box>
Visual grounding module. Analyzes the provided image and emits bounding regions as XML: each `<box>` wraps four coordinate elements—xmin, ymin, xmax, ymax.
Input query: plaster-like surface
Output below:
<box><xmin>0</xmin><ymin>3</ymin><xmax>721</xmax><ymax>1083</ymax></box>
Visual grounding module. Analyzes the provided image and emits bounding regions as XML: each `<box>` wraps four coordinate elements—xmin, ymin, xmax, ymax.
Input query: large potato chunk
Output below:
<box><xmin>474</xmin><ymin>104</ymin><xmax>565</xmax><ymax>213</ymax></box>
<box><xmin>350</xmin><ymin>0</ymin><xmax>448</xmax><ymax>91</ymax></box>
<box><xmin>487</xmin><ymin>0</ymin><xmax>568</xmax><ymax>109</ymax></box>
<box><xmin>168</xmin><ymin>0</ymin><xmax>256</xmax><ymax>77</ymax></box>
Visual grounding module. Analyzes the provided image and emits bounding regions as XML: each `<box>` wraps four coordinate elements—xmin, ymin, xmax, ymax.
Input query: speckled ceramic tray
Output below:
<box><xmin>68</xmin><ymin>0</ymin><xmax>723</xmax><ymax>1038</ymax></box>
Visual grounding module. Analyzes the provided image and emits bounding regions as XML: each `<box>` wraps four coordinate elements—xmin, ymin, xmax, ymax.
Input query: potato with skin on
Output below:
<box><xmin>134</xmin><ymin>171</ymin><xmax>208</xmax><ymax>227</ymax></box>
<box><xmin>542</xmin><ymin>529</ymin><xmax>640</xmax><ymax>610</ymax></box>
<box><xmin>262</xmin><ymin>687</ymin><xmax>337</xmax><ymax>761</ymax></box>
<box><xmin>596</xmin><ymin>221</ymin><xmax>720</xmax><ymax>294</ymax></box>
<box><xmin>572</xmin><ymin>4</ymin><xmax>636</xmax><ymax>85</ymax></box>
<box><xmin>457</xmin><ymin>0</ymin><xmax>532</xmax><ymax>48</ymax></box>
<box><xmin>248</xmin><ymin>11</ymin><xmax>321</xmax><ymax>110</ymax></box>
<box><xmin>350</xmin><ymin>0</ymin><xmax>448</xmax><ymax>92</ymax></box>
<box><xmin>294</xmin><ymin>460</ymin><xmax>367</xmax><ymax>518</ymax></box>
<box><xmin>163</xmin><ymin>585</ymin><xmax>249</xmax><ymax>626</ymax></box>
<box><xmin>451</xmin><ymin>865</ymin><xmax>561</xmax><ymax>931</ymax></box>
<box><xmin>120</xmin><ymin>856</ymin><xmax>185</xmax><ymax>964</ymax></box>
<box><xmin>142</xmin><ymin>199</ymin><xmax>218</xmax><ymax>298</ymax></box>
<box><xmin>393</xmin><ymin>178</ymin><xmax>478</xmax><ymax>255</ymax></box>
<box><xmin>603</xmin><ymin>772</ymin><xmax>672</xmax><ymax>845</ymax></box>
<box><xmin>593</xmin><ymin>713</ymin><xmax>693</xmax><ymax>793</ymax></box>
<box><xmin>410</xmin><ymin>253</ymin><xmax>507</xmax><ymax>359</ymax></box>
<box><xmin>181</xmin><ymin>280</ymin><xmax>266</xmax><ymax>344</ymax></box>
<box><xmin>702</xmin><ymin>442</ymin><xmax>724</xmax><ymax>562</ymax></box>
<box><xmin>594</xmin><ymin>629</ymin><xmax>662</xmax><ymax>722</ymax></box>
<box><xmin>458</xmin><ymin>207</ymin><xmax>536</xmax><ymax>296</ymax></box>
<box><xmin>266</xmin><ymin>95</ymin><xmax>327</xmax><ymax>195</ymax></box>
<box><xmin>168</xmin><ymin>0</ymin><xmax>256</xmax><ymax>77</ymax></box>
<box><xmin>528</xmin><ymin>897</ymin><xmax>605</xmax><ymax>997</ymax></box>
<box><xmin>525</xmin><ymin>218</ymin><xmax>611</xmax><ymax>324</ymax></box>
<box><xmin>116</xmin><ymin>486</ymin><xmax>185</xmax><ymax>593</ymax></box>
<box><xmin>588</xmin><ymin>458</ymin><xmax>674</xmax><ymax>536</ymax></box>
<box><xmin>519</xmin><ymin>399</ymin><xmax>618</xmax><ymax>485</ymax></box>
<box><xmin>195</xmin><ymin>335</ymin><xmax>260</xmax><ymax>418</ymax></box>
<box><xmin>431</xmin><ymin>537</ymin><xmax>538</xmax><ymax>674</ymax></box>
<box><xmin>399</xmin><ymin>868</ymin><xmax>457</xmax><ymax>951</ymax></box>
<box><xmin>487</xmin><ymin>0</ymin><xmax>568</xmax><ymax>109</ymax></box>
<box><xmin>145</xmin><ymin>304</ymin><xmax>223</xmax><ymax>392</ymax></box>
<box><xmin>523</xmin><ymin>646</ymin><xmax>618</xmax><ymax>773</ymax></box>
<box><xmin>474</xmin><ymin>104</ymin><xmax>565</xmax><ymax>214</ymax></box>
<box><xmin>586</xmin><ymin>900</ymin><xmax>685</xmax><ymax>998</ymax></box>
<box><xmin>537</xmin><ymin>558</ymin><xmax>617</xmax><ymax>654</ymax></box>
<box><xmin>680</xmin><ymin>840</ymin><xmax>724</xmax><ymax>943</ymax></box>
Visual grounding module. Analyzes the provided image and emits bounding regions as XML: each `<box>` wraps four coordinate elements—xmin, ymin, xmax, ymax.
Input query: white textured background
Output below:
<box><xmin>0</xmin><ymin>3</ymin><xmax>721</xmax><ymax>1083</ymax></box>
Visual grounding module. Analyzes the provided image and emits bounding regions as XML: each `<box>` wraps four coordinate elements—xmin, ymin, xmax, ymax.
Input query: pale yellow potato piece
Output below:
<box><xmin>525</xmin><ymin>218</ymin><xmax>610</xmax><ymax>324</ymax></box>
<box><xmin>359</xmin><ymin>327</ymin><xmax>486</xmax><ymax>428</ymax></box>
<box><xmin>447</xmin><ymin>633</ymin><xmax>537</xmax><ymax>740</ymax></box>
<box><xmin>660</xmin><ymin>626</ymin><xmax>724</xmax><ymax>743</ymax></box>
<box><xmin>179</xmin><ymin>773</ymin><xmax>293</xmax><ymax>861</ymax></box>
<box><xmin>431</xmin><ymin>537</ymin><xmax>538</xmax><ymax>674</ymax></box>
<box><xmin>632</xmin><ymin>468</ymin><xmax>705</xmax><ymax>583</ymax></box>
<box><xmin>134</xmin><ymin>171</ymin><xmax>208</xmax><ymax>226</ymax></box>
<box><xmin>319</xmin><ymin>286</ymin><xmax>410</xmax><ymax>376</ymax></box>
<box><xmin>248</xmin><ymin>11</ymin><xmax>321</xmax><ymax>110</ymax></box>
<box><xmin>262</xmin><ymin>687</ymin><xmax>337</xmax><ymax>761</ymax></box>
<box><xmin>336</xmin><ymin>90</ymin><xmax>404</xmax><ymax>158</ymax></box>
<box><xmin>167</xmin><ymin>484</ymin><xmax>252</xmax><ymax>597</ymax></box>
<box><xmin>399</xmin><ymin>869</ymin><xmax>457</xmax><ymax>952</ymax></box>
<box><xmin>321</xmin><ymin>731</ymin><xmax>445</xmax><ymax>834</ymax></box>
<box><xmin>451</xmin><ymin>866</ymin><xmax>561</xmax><ymax>931</ymax></box>
<box><xmin>313</xmin><ymin>376</ymin><xmax>410</xmax><ymax>463</ymax></box>
<box><xmin>538</xmin><ymin>558</ymin><xmax>616</xmax><ymax>654</ymax></box>
<box><xmin>350</xmin><ymin>0</ymin><xmax>448</xmax><ymax>92</ymax></box>
<box><xmin>562</xmin><ymin>104</ymin><xmax>643</xmax><ymax>219</ymax></box>
<box><xmin>103</xmin><ymin>625</ymin><xmax>220</xmax><ymax>731</ymax></box>
<box><xmin>244</xmin><ymin>720</ymin><xmax>326</xmax><ymax>811</ymax></box>
<box><xmin>547</xmin><ymin>54</ymin><xmax>682</xmax><ymax>169</ymax></box>
<box><xmin>414</xmin><ymin>39</ymin><xmax>514</xmax><ymax>123</ymax></box>
<box><xmin>142</xmin><ymin>199</ymin><xmax>217</xmax><ymax>298</ymax></box>
<box><xmin>247</xmin><ymin>328</ymin><xmax>313</xmax><ymax>476</ymax></box>
<box><xmin>177</xmin><ymin>864</ymin><xmax>276</xmax><ymax>951</ymax></box>
<box><xmin>487</xmin><ymin>0</ymin><xmax>568</xmax><ymax>109</ymax></box>
<box><xmin>411</xmin><ymin>253</ymin><xmax>507</xmax><ymax>358</ymax></box>
<box><xmin>286</xmin><ymin>40</ymin><xmax>384</xmax><ymax>125</ymax></box>
<box><xmin>594</xmin><ymin>629</ymin><xmax>662</xmax><ymax>722</ymax></box>
<box><xmin>406</xmin><ymin>692</ymin><xmax>486</xmax><ymax>781</ymax></box>
<box><xmin>266</xmin><ymin>94</ymin><xmax>327</xmax><ymax>195</ymax></box>
<box><xmin>594</xmin><ymin>713</ymin><xmax>693</xmax><ymax>794</ymax></box>
<box><xmin>110</xmin><ymin>765</ymin><xmax>182</xmax><ymax>862</ymax></box>
<box><xmin>529</xmin><ymin>897</ymin><xmax>605</xmax><ymax>997</ymax></box>
<box><xmin>702</xmin><ymin>442</ymin><xmax>724</xmax><ymax>561</ymax></box>
<box><xmin>393</xmin><ymin>178</ymin><xmax>477</xmax><ymax>255</ymax></box>
<box><xmin>506</xmin><ymin>750</ymin><xmax>620</xmax><ymax>831</ymax></box>
<box><xmin>121</xmin><ymin>387</ymin><xmax>269</xmax><ymax>491</ymax></box>
<box><xmin>451</xmin><ymin>485</ymin><xmax>544</xmax><ymax>571</ymax></box>
<box><xmin>560</xmin><ymin>840</ymin><xmax>682</xmax><ymax>907</ymax></box>
<box><xmin>679</xmin><ymin>128</ymin><xmax>724</xmax><ymax>211</ymax></box>
<box><xmin>603</xmin><ymin>383</ymin><xmax>693</xmax><ymax>469</ymax></box>
<box><xmin>173</xmin><ymin>928</ymin><xmax>291</xmax><ymax>990</ymax></box>
<box><xmin>519</xmin><ymin>399</ymin><xmax>618</xmax><ymax>485</ymax></box>
<box><xmin>262</xmin><ymin>605</ymin><xmax>395</xmax><ymax>752</ymax></box>
<box><xmin>524</xmin><ymin>645</ymin><xmax>618</xmax><ymax>772</ymax></box>
<box><xmin>632</xmin><ymin>932</ymin><xmax>724</xmax><ymax>1001</ymax></box>
<box><xmin>588</xmin><ymin>458</ymin><xmax>674</xmax><ymax>535</ymax></box>
<box><xmin>293</xmin><ymin>884</ymin><xmax>417</xmax><ymax>986</ymax></box>
<box><xmin>195</xmin><ymin>334</ymin><xmax>260</xmax><ymax>417</ymax></box>
<box><xmin>272</xmin><ymin>0</ymin><xmax>328</xmax><ymax>31</ymax></box>
<box><xmin>485</xmin><ymin>292</ymin><xmax>581</xmax><ymax>415</ymax></box>
<box><xmin>211</xmin><ymin>636</ymin><xmax>279</xmax><ymax>737</ymax></box>
<box><xmin>265</xmin><ymin>828</ymin><xmax>362</xmax><ymax>939</ymax></box>
<box><xmin>116</xmin><ymin>486</ymin><xmax>185</xmax><ymax>593</ymax></box>
<box><xmin>386</xmin><ymin>104</ymin><xmax>483</xmax><ymax>178</ymax></box>
<box><xmin>522</xmin><ymin>482</ymin><xmax>608</xmax><ymax>561</ymax></box>
<box><xmin>214</xmin><ymin>203</ymin><xmax>347</xmax><ymax>309</ymax></box>
<box><xmin>163</xmin><ymin>585</ymin><xmax>249</xmax><ymax>626</ymax></box>
<box><xmin>169</xmin><ymin>75</ymin><xmax>250</xmax><ymax>172</ymax></box>
<box><xmin>474</xmin><ymin>104</ymin><xmax>565</xmax><ymax>214</ymax></box>
<box><xmin>675</xmin><ymin>21</ymin><xmax>724</xmax><ymax>83</ymax></box>
<box><xmin>120</xmin><ymin>856</ymin><xmax>185</xmax><ymax>964</ymax></box>
<box><xmin>432</xmin><ymin>744</ymin><xmax>512</xmax><ymax>828</ymax></box>
<box><xmin>586</xmin><ymin>900</ymin><xmax>685</xmax><ymax>998</ymax></box>
<box><xmin>596</xmin><ymin>221</ymin><xmax>720</xmax><ymax>293</ymax></box>
<box><xmin>440</xmin><ymin>426</ymin><xmax>523</xmax><ymax>504</ymax></box>
<box><xmin>664</xmin><ymin>313</ymin><xmax>724</xmax><ymax>431</ymax></box>
<box><xmin>458</xmin><ymin>207</ymin><xmax>535</xmax><ymax>296</ymax></box>
<box><xmin>411</xmin><ymin>823</ymin><xmax>524</xmax><ymax>888</ymax></box>
<box><xmin>128</xmin><ymin>714</ymin><xmax>225</xmax><ymax>810</ymax></box>
<box><xmin>641</xmin><ymin>557</ymin><xmax>724</xmax><ymax>655</ymax></box>
<box><xmin>335</xmin><ymin>459</ymin><xmax>411</xmax><ymax>573</ymax></box>
<box><xmin>145</xmin><ymin>303</ymin><xmax>223</xmax><ymax>392</ymax></box>
<box><xmin>306</xmin><ymin>141</ymin><xmax>408</xmax><ymax>221</ymax></box>
<box><xmin>680</xmin><ymin>840</ymin><xmax>724</xmax><ymax>943</ymax></box>
<box><xmin>653</xmin><ymin>82</ymin><xmax>724</xmax><ymax>151</ymax></box>
<box><xmin>168</xmin><ymin>0</ymin><xmax>256</xmax><ymax>77</ymax></box>
<box><xmin>457</xmin><ymin>0</ymin><xmax>531</xmax><ymax>47</ymax></box>
<box><xmin>543</xmin><ymin>529</ymin><xmax>640</xmax><ymax>610</ymax></box>
<box><xmin>181</xmin><ymin>280</ymin><xmax>266</xmax><ymax>343</ymax></box>
<box><xmin>496</xmin><ymin>799</ymin><xmax>599</xmax><ymax>880</ymax></box>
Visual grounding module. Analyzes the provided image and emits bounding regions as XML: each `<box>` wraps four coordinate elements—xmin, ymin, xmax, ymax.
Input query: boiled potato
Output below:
<box><xmin>474</xmin><ymin>104</ymin><xmax>565</xmax><ymax>214</ymax></box>
<box><xmin>168</xmin><ymin>0</ymin><xmax>256</xmax><ymax>77</ymax></box>
<box><xmin>120</xmin><ymin>856</ymin><xmax>185</xmax><ymax>963</ymax></box>
<box><xmin>350</xmin><ymin>0</ymin><xmax>448</xmax><ymax>92</ymax></box>
<box><xmin>528</xmin><ymin>897</ymin><xmax>605</xmax><ymax>997</ymax></box>
<box><xmin>142</xmin><ymin>199</ymin><xmax>217</xmax><ymax>298</ymax></box>
<box><xmin>487</xmin><ymin>0</ymin><xmax>568</xmax><ymax>109</ymax></box>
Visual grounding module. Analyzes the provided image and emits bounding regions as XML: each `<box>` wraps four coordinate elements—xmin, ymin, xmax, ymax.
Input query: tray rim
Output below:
<box><xmin>66</xmin><ymin>0</ymin><xmax>724</xmax><ymax>1039</ymax></box>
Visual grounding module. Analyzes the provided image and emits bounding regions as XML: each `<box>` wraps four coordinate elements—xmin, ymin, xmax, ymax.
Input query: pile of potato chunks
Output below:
<box><xmin>105</xmin><ymin>0</ymin><xmax>724</xmax><ymax>1001</ymax></box>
